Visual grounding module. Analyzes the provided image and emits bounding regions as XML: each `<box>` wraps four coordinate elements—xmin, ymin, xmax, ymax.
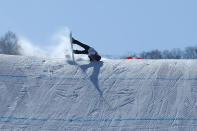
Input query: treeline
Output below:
<box><xmin>0</xmin><ymin>31</ymin><xmax>21</xmax><ymax>55</ymax></box>
<box><xmin>140</xmin><ymin>47</ymin><xmax>197</xmax><ymax>59</ymax></box>
<box><xmin>122</xmin><ymin>47</ymin><xmax>197</xmax><ymax>59</ymax></box>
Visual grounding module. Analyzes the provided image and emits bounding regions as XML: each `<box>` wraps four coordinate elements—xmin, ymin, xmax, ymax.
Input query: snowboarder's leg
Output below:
<box><xmin>73</xmin><ymin>50</ymin><xmax>88</xmax><ymax>54</ymax></box>
<box><xmin>72</xmin><ymin>38</ymin><xmax>90</xmax><ymax>50</ymax></box>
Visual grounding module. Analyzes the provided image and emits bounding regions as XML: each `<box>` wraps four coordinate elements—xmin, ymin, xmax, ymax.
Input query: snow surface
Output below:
<box><xmin>0</xmin><ymin>54</ymin><xmax>197</xmax><ymax>130</ymax></box>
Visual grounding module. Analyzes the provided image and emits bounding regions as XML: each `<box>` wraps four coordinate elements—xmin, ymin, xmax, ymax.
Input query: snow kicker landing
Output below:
<box><xmin>0</xmin><ymin>55</ymin><xmax>197</xmax><ymax>131</ymax></box>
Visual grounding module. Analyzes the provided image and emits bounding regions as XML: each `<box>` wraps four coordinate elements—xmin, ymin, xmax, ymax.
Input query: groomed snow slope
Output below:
<box><xmin>0</xmin><ymin>54</ymin><xmax>197</xmax><ymax>131</ymax></box>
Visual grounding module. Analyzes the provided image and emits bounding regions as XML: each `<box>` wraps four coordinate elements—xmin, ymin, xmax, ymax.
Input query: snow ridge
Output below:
<box><xmin>0</xmin><ymin>55</ymin><xmax>197</xmax><ymax>131</ymax></box>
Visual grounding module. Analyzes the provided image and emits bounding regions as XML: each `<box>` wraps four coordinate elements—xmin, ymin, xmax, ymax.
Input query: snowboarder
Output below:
<box><xmin>72</xmin><ymin>38</ymin><xmax>101</xmax><ymax>61</ymax></box>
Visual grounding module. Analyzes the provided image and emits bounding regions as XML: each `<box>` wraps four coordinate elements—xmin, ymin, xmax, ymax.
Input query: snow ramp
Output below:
<box><xmin>0</xmin><ymin>54</ymin><xmax>197</xmax><ymax>131</ymax></box>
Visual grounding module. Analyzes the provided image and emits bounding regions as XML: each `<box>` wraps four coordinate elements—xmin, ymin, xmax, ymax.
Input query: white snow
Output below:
<box><xmin>0</xmin><ymin>54</ymin><xmax>197</xmax><ymax>130</ymax></box>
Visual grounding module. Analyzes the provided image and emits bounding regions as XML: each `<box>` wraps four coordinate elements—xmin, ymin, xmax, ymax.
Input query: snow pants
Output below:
<box><xmin>72</xmin><ymin>39</ymin><xmax>90</xmax><ymax>54</ymax></box>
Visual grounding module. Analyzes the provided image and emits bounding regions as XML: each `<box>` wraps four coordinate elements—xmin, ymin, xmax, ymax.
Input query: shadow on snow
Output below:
<box><xmin>79</xmin><ymin>61</ymin><xmax>104</xmax><ymax>97</ymax></box>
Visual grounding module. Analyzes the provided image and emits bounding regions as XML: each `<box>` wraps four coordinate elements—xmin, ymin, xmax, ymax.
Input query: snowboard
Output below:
<box><xmin>69</xmin><ymin>31</ymin><xmax>75</xmax><ymax>63</ymax></box>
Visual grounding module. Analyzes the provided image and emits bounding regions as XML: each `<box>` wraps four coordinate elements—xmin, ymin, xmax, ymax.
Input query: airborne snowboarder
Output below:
<box><xmin>71</xmin><ymin>38</ymin><xmax>101</xmax><ymax>61</ymax></box>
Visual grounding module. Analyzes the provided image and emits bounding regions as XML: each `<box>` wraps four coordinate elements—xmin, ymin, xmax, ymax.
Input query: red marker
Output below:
<box><xmin>125</xmin><ymin>57</ymin><xmax>143</xmax><ymax>59</ymax></box>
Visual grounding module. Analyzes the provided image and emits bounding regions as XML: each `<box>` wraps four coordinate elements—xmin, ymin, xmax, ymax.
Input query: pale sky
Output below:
<box><xmin>0</xmin><ymin>0</ymin><xmax>197</xmax><ymax>56</ymax></box>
